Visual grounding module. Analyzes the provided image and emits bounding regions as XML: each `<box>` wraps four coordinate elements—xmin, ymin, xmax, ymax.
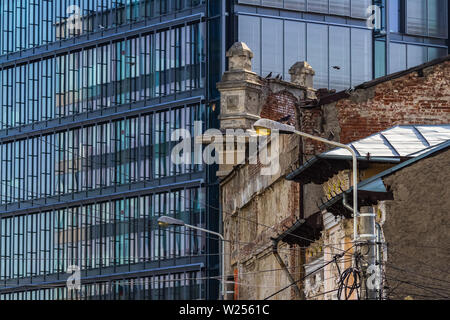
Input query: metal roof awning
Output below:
<box><xmin>274</xmin><ymin>212</ymin><xmax>323</xmax><ymax>247</ymax></box>
<box><xmin>287</xmin><ymin>125</ymin><xmax>450</xmax><ymax>184</ymax></box>
<box><xmin>318</xmin><ymin>140</ymin><xmax>450</xmax><ymax>216</ymax></box>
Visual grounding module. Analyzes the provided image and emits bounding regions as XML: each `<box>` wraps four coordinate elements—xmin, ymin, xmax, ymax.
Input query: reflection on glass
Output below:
<box><xmin>307</xmin><ymin>24</ymin><xmax>328</xmax><ymax>88</ymax></box>
<box><xmin>262</xmin><ymin>18</ymin><xmax>283</xmax><ymax>78</ymax></box>
<box><xmin>0</xmin><ymin>23</ymin><xmax>206</xmax><ymax>130</ymax></box>
<box><xmin>0</xmin><ymin>188</ymin><xmax>206</xmax><ymax>283</ymax></box>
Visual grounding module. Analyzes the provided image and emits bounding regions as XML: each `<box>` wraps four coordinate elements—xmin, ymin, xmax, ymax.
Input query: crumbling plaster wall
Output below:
<box><xmin>220</xmin><ymin>75</ymin><xmax>307</xmax><ymax>300</ymax></box>
<box><xmin>222</xmin><ymin>130</ymin><xmax>303</xmax><ymax>300</ymax></box>
<box><xmin>381</xmin><ymin>148</ymin><xmax>450</xmax><ymax>300</ymax></box>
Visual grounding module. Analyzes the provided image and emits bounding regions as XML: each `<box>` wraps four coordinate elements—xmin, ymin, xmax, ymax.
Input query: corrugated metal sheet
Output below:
<box><xmin>323</xmin><ymin>125</ymin><xmax>450</xmax><ymax>159</ymax></box>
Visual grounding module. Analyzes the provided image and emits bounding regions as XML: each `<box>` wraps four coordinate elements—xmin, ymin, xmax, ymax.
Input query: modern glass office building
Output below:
<box><xmin>0</xmin><ymin>0</ymin><xmax>223</xmax><ymax>300</ymax></box>
<box><xmin>0</xmin><ymin>0</ymin><xmax>448</xmax><ymax>300</ymax></box>
<box><xmin>234</xmin><ymin>0</ymin><xmax>448</xmax><ymax>89</ymax></box>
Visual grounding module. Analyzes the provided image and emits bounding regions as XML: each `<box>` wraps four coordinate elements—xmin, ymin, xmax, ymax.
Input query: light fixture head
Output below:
<box><xmin>253</xmin><ymin>118</ymin><xmax>296</xmax><ymax>135</ymax></box>
<box><xmin>157</xmin><ymin>216</ymin><xmax>185</xmax><ymax>227</ymax></box>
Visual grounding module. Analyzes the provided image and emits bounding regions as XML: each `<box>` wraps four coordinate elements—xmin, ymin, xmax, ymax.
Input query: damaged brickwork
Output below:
<box><xmin>218</xmin><ymin>43</ymin><xmax>312</xmax><ymax>300</ymax></box>
<box><xmin>218</xmin><ymin>42</ymin><xmax>450</xmax><ymax>300</ymax></box>
<box><xmin>301</xmin><ymin>57</ymin><xmax>450</xmax><ymax>156</ymax></box>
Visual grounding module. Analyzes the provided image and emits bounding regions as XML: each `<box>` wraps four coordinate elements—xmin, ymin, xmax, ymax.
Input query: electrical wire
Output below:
<box><xmin>0</xmin><ymin>118</ymin><xmax>354</xmax><ymax>254</ymax></box>
<box><xmin>263</xmin><ymin>245</ymin><xmax>355</xmax><ymax>300</ymax></box>
<box><xmin>359</xmin><ymin>254</ymin><xmax>450</xmax><ymax>300</ymax></box>
<box><xmin>386</xmin><ymin>246</ymin><xmax>450</xmax><ymax>276</ymax></box>
<box><xmin>336</xmin><ymin>252</ymin><xmax>362</xmax><ymax>300</ymax></box>
<box><xmin>0</xmin><ymin>258</ymin><xmax>356</xmax><ymax>293</ymax></box>
<box><xmin>0</xmin><ymin>120</ymin><xmax>359</xmax><ymax>297</ymax></box>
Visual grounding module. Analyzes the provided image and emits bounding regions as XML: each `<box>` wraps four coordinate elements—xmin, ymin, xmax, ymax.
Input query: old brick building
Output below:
<box><xmin>217</xmin><ymin>42</ymin><xmax>450</xmax><ymax>300</ymax></box>
<box><xmin>301</xmin><ymin>54</ymin><xmax>450</xmax><ymax>156</ymax></box>
<box><xmin>217</xmin><ymin>43</ymin><xmax>310</xmax><ymax>300</ymax></box>
<box><xmin>287</xmin><ymin>128</ymin><xmax>450</xmax><ymax>300</ymax></box>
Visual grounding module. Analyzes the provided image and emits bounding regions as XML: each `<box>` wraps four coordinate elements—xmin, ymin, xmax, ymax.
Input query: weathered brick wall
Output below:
<box><xmin>222</xmin><ymin>55</ymin><xmax>450</xmax><ymax>300</ymax></box>
<box><xmin>382</xmin><ymin>148</ymin><xmax>450</xmax><ymax>300</ymax></box>
<box><xmin>301</xmin><ymin>60</ymin><xmax>450</xmax><ymax>155</ymax></box>
<box><xmin>259</xmin><ymin>89</ymin><xmax>299</xmax><ymax>127</ymax></box>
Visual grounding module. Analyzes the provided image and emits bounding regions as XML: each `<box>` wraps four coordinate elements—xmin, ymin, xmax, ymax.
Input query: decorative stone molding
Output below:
<box><xmin>217</xmin><ymin>42</ymin><xmax>263</xmax><ymax>131</ymax></box>
<box><xmin>289</xmin><ymin>61</ymin><xmax>317</xmax><ymax>99</ymax></box>
<box><xmin>304</xmin><ymin>256</ymin><xmax>325</xmax><ymax>299</ymax></box>
<box><xmin>227</xmin><ymin>42</ymin><xmax>254</xmax><ymax>72</ymax></box>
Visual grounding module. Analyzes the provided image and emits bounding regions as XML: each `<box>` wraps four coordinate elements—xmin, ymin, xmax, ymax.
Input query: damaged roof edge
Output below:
<box><xmin>287</xmin><ymin>124</ymin><xmax>450</xmax><ymax>183</ymax></box>
<box><xmin>273</xmin><ymin>212</ymin><xmax>324</xmax><ymax>246</ymax></box>
<box><xmin>311</xmin><ymin>54</ymin><xmax>450</xmax><ymax>107</ymax></box>
<box><xmin>286</xmin><ymin>154</ymin><xmax>401</xmax><ymax>182</ymax></box>
<box><xmin>318</xmin><ymin>140</ymin><xmax>450</xmax><ymax>212</ymax></box>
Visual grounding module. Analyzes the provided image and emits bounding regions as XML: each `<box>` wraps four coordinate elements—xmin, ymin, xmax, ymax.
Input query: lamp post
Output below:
<box><xmin>157</xmin><ymin>216</ymin><xmax>226</xmax><ymax>300</ymax></box>
<box><xmin>253</xmin><ymin>118</ymin><xmax>359</xmax><ymax>245</ymax></box>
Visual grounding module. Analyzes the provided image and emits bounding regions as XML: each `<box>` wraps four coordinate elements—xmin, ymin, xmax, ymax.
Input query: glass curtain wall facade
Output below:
<box><xmin>1</xmin><ymin>0</ymin><xmax>447</xmax><ymax>301</ymax></box>
<box><xmin>0</xmin><ymin>1</ymin><xmax>205</xmax><ymax>54</ymax></box>
<box><xmin>233</xmin><ymin>0</ymin><xmax>448</xmax><ymax>90</ymax></box>
<box><xmin>235</xmin><ymin>0</ymin><xmax>373</xmax><ymax>90</ymax></box>
<box><xmin>385</xmin><ymin>0</ymin><xmax>448</xmax><ymax>75</ymax></box>
<box><xmin>0</xmin><ymin>0</ymin><xmax>222</xmax><ymax>300</ymax></box>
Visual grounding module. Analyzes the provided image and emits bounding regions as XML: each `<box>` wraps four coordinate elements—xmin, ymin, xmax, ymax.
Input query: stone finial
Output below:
<box><xmin>226</xmin><ymin>42</ymin><xmax>254</xmax><ymax>72</ymax></box>
<box><xmin>289</xmin><ymin>61</ymin><xmax>315</xmax><ymax>88</ymax></box>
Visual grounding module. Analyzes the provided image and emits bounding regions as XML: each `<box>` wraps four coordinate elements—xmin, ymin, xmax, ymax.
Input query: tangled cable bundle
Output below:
<box><xmin>337</xmin><ymin>266</ymin><xmax>362</xmax><ymax>300</ymax></box>
<box><xmin>336</xmin><ymin>254</ymin><xmax>362</xmax><ymax>300</ymax></box>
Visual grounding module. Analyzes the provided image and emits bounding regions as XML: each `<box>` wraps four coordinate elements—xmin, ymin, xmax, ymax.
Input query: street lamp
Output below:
<box><xmin>157</xmin><ymin>216</ymin><xmax>226</xmax><ymax>300</ymax></box>
<box><xmin>253</xmin><ymin>118</ymin><xmax>359</xmax><ymax>244</ymax></box>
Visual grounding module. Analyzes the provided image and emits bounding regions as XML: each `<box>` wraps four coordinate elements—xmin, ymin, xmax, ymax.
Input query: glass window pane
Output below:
<box><xmin>262</xmin><ymin>0</ymin><xmax>283</xmax><ymax>8</ymax></box>
<box><xmin>238</xmin><ymin>15</ymin><xmax>261</xmax><ymax>75</ymax></box>
<box><xmin>330</xmin><ymin>26</ymin><xmax>350</xmax><ymax>91</ymax></box>
<box><xmin>407</xmin><ymin>45</ymin><xmax>427</xmax><ymax>68</ymax></box>
<box><xmin>284</xmin><ymin>20</ymin><xmax>306</xmax><ymax>77</ymax></box>
<box><xmin>238</xmin><ymin>0</ymin><xmax>261</xmax><ymax>4</ymax></box>
<box><xmin>374</xmin><ymin>39</ymin><xmax>387</xmax><ymax>78</ymax></box>
<box><xmin>427</xmin><ymin>46</ymin><xmax>448</xmax><ymax>61</ymax></box>
<box><xmin>428</xmin><ymin>0</ymin><xmax>448</xmax><ymax>38</ymax></box>
<box><xmin>407</xmin><ymin>0</ymin><xmax>427</xmax><ymax>35</ymax></box>
<box><xmin>390</xmin><ymin>42</ymin><xmax>407</xmax><ymax>73</ymax></box>
<box><xmin>330</xmin><ymin>0</ymin><xmax>350</xmax><ymax>16</ymax></box>
<box><xmin>389</xmin><ymin>0</ymin><xmax>400</xmax><ymax>33</ymax></box>
<box><xmin>262</xmin><ymin>18</ymin><xmax>283</xmax><ymax>77</ymax></box>
<box><xmin>351</xmin><ymin>0</ymin><xmax>371</xmax><ymax>18</ymax></box>
<box><xmin>285</xmin><ymin>0</ymin><xmax>306</xmax><ymax>11</ymax></box>
<box><xmin>351</xmin><ymin>28</ymin><xmax>373</xmax><ymax>85</ymax></box>
<box><xmin>307</xmin><ymin>23</ymin><xmax>329</xmax><ymax>88</ymax></box>
<box><xmin>308</xmin><ymin>0</ymin><xmax>329</xmax><ymax>13</ymax></box>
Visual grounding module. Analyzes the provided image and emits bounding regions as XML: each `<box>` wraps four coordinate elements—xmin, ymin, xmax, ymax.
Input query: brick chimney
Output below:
<box><xmin>216</xmin><ymin>42</ymin><xmax>263</xmax><ymax>130</ymax></box>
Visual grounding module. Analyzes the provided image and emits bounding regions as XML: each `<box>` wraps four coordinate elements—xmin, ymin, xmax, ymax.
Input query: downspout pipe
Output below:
<box><xmin>271</xmin><ymin>238</ymin><xmax>303</xmax><ymax>299</ymax></box>
<box><xmin>343</xmin><ymin>192</ymin><xmax>354</xmax><ymax>214</ymax></box>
